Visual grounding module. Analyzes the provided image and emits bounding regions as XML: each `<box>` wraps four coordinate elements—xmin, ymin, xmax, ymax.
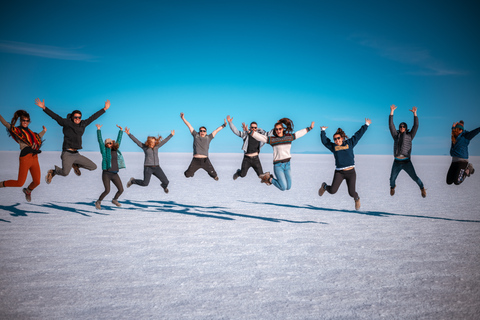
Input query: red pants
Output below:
<box><xmin>4</xmin><ymin>154</ymin><xmax>41</xmax><ymax>190</ymax></box>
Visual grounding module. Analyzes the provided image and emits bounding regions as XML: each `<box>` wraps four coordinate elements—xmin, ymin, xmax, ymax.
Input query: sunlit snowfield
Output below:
<box><xmin>1</xmin><ymin>151</ymin><xmax>479</xmax><ymax>319</ymax></box>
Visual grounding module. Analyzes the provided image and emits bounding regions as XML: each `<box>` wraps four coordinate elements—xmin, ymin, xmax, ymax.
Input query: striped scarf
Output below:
<box><xmin>9</xmin><ymin>126</ymin><xmax>43</xmax><ymax>150</ymax></box>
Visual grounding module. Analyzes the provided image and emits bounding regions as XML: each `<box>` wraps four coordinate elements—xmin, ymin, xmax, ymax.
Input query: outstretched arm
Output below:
<box><xmin>390</xmin><ymin>104</ymin><xmax>397</xmax><ymax>116</ymax></box>
<box><xmin>389</xmin><ymin>105</ymin><xmax>397</xmax><ymax>138</ymax></box>
<box><xmin>409</xmin><ymin>107</ymin><xmax>419</xmax><ymax>138</ymax></box>
<box><xmin>96</xmin><ymin>125</ymin><xmax>105</xmax><ymax>152</ymax></box>
<box><xmin>37</xmin><ymin>98</ymin><xmax>65</xmax><ymax>125</ymax></box>
<box><xmin>116</xmin><ymin>124</ymin><xmax>123</xmax><ymax>146</ymax></box>
<box><xmin>180</xmin><ymin>112</ymin><xmax>194</xmax><ymax>133</ymax></box>
<box><xmin>294</xmin><ymin>121</ymin><xmax>315</xmax><ymax>139</ymax></box>
<box><xmin>227</xmin><ymin>115</ymin><xmax>246</xmax><ymax>138</ymax></box>
<box><xmin>39</xmin><ymin>126</ymin><xmax>47</xmax><ymax>138</ymax></box>
<box><xmin>212</xmin><ymin>119</ymin><xmax>227</xmax><ymax>138</ymax></box>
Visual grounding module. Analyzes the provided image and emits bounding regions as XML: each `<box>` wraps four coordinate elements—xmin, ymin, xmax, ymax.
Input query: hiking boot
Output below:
<box><xmin>163</xmin><ymin>187</ymin><xmax>169</xmax><ymax>194</ymax></box>
<box><xmin>112</xmin><ymin>199</ymin><xmax>121</xmax><ymax>207</ymax></box>
<box><xmin>390</xmin><ymin>186</ymin><xmax>395</xmax><ymax>196</ymax></box>
<box><xmin>355</xmin><ymin>198</ymin><xmax>361</xmax><ymax>210</ymax></box>
<box><xmin>259</xmin><ymin>172</ymin><xmax>271</xmax><ymax>185</ymax></box>
<box><xmin>95</xmin><ymin>200</ymin><xmax>101</xmax><ymax>210</ymax></box>
<box><xmin>421</xmin><ymin>188</ymin><xmax>427</xmax><ymax>198</ymax></box>
<box><xmin>45</xmin><ymin>169</ymin><xmax>55</xmax><ymax>184</ymax></box>
<box><xmin>214</xmin><ymin>176</ymin><xmax>219</xmax><ymax>181</ymax></box>
<box><xmin>466</xmin><ymin>163</ymin><xmax>475</xmax><ymax>177</ymax></box>
<box><xmin>0</xmin><ymin>181</ymin><xmax>4</xmax><ymax>188</ymax></box>
<box><xmin>127</xmin><ymin>177</ymin><xmax>134</xmax><ymax>188</ymax></box>
<box><xmin>233</xmin><ymin>170</ymin><xmax>240</xmax><ymax>180</ymax></box>
<box><xmin>72</xmin><ymin>164</ymin><xmax>81</xmax><ymax>176</ymax></box>
<box><xmin>23</xmin><ymin>188</ymin><xmax>32</xmax><ymax>202</ymax></box>
<box><xmin>318</xmin><ymin>182</ymin><xmax>327</xmax><ymax>196</ymax></box>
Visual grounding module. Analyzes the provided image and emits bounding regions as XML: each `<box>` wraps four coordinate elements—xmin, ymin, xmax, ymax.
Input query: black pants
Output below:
<box><xmin>184</xmin><ymin>157</ymin><xmax>217</xmax><ymax>179</ymax></box>
<box><xmin>446</xmin><ymin>160</ymin><xmax>469</xmax><ymax>185</ymax></box>
<box><xmin>237</xmin><ymin>155</ymin><xmax>263</xmax><ymax>177</ymax></box>
<box><xmin>133</xmin><ymin>166</ymin><xmax>169</xmax><ymax>188</ymax></box>
<box><xmin>98</xmin><ymin>171</ymin><xmax>123</xmax><ymax>201</ymax></box>
<box><xmin>326</xmin><ymin>168</ymin><xmax>359</xmax><ymax>200</ymax></box>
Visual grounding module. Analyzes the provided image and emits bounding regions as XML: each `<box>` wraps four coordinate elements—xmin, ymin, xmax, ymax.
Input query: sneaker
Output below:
<box><xmin>318</xmin><ymin>182</ymin><xmax>327</xmax><ymax>196</ymax></box>
<box><xmin>112</xmin><ymin>199</ymin><xmax>121</xmax><ymax>207</ymax></box>
<box><xmin>95</xmin><ymin>200</ymin><xmax>101</xmax><ymax>210</ymax></box>
<box><xmin>421</xmin><ymin>188</ymin><xmax>427</xmax><ymax>198</ymax></box>
<box><xmin>259</xmin><ymin>172</ymin><xmax>271</xmax><ymax>185</ymax></box>
<box><xmin>23</xmin><ymin>188</ymin><xmax>32</xmax><ymax>202</ymax></box>
<box><xmin>214</xmin><ymin>176</ymin><xmax>219</xmax><ymax>181</ymax></box>
<box><xmin>72</xmin><ymin>164</ymin><xmax>81</xmax><ymax>176</ymax></box>
<box><xmin>355</xmin><ymin>198</ymin><xmax>361</xmax><ymax>210</ymax></box>
<box><xmin>45</xmin><ymin>169</ymin><xmax>55</xmax><ymax>184</ymax></box>
<box><xmin>127</xmin><ymin>177</ymin><xmax>134</xmax><ymax>188</ymax></box>
<box><xmin>233</xmin><ymin>170</ymin><xmax>240</xmax><ymax>180</ymax></box>
<box><xmin>163</xmin><ymin>187</ymin><xmax>169</xmax><ymax>194</ymax></box>
<box><xmin>466</xmin><ymin>163</ymin><xmax>475</xmax><ymax>177</ymax></box>
<box><xmin>390</xmin><ymin>186</ymin><xmax>395</xmax><ymax>196</ymax></box>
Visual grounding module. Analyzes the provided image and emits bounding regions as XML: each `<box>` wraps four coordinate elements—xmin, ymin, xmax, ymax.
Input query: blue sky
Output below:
<box><xmin>1</xmin><ymin>0</ymin><xmax>479</xmax><ymax>155</ymax></box>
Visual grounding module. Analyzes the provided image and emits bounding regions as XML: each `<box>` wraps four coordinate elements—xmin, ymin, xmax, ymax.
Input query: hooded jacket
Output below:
<box><xmin>389</xmin><ymin>115</ymin><xmax>418</xmax><ymax>158</ymax></box>
<box><xmin>44</xmin><ymin>107</ymin><xmax>105</xmax><ymax>150</ymax></box>
<box><xmin>450</xmin><ymin>126</ymin><xmax>480</xmax><ymax>159</ymax></box>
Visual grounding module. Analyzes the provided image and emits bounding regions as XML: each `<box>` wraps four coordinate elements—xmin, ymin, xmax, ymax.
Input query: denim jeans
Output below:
<box><xmin>390</xmin><ymin>159</ymin><xmax>424</xmax><ymax>189</ymax></box>
<box><xmin>272</xmin><ymin>161</ymin><xmax>291</xmax><ymax>191</ymax></box>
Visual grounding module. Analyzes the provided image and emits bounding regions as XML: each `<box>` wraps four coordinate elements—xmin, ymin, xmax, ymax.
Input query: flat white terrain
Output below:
<box><xmin>1</xmin><ymin>151</ymin><xmax>479</xmax><ymax>319</ymax></box>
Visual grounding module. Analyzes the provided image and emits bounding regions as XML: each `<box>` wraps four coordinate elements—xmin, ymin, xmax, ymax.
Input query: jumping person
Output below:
<box><xmin>125</xmin><ymin>127</ymin><xmax>174</xmax><ymax>193</ymax></box>
<box><xmin>249</xmin><ymin>118</ymin><xmax>314</xmax><ymax>191</ymax></box>
<box><xmin>181</xmin><ymin>112</ymin><xmax>226</xmax><ymax>180</ymax></box>
<box><xmin>389</xmin><ymin>105</ymin><xmax>426</xmax><ymax>197</ymax></box>
<box><xmin>227</xmin><ymin>115</ymin><xmax>269</xmax><ymax>180</ymax></box>
<box><xmin>0</xmin><ymin>110</ymin><xmax>46</xmax><ymax>202</ymax></box>
<box><xmin>318</xmin><ymin>119</ymin><xmax>372</xmax><ymax>210</ymax></box>
<box><xmin>446</xmin><ymin>120</ymin><xmax>480</xmax><ymax>185</ymax></box>
<box><xmin>35</xmin><ymin>98</ymin><xmax>110</xmax><ymax>183</ymax></box>
<box><xmin>95</xmin><ymin>124</ymin><xmax>126</xmax><ymax>210</ymax></box>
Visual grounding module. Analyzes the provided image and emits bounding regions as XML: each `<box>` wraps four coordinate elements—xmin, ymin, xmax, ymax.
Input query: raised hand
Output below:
<box><xmin>410</xmin><ymin>106</ymin><xmax>417</xmax><ymax>116</ymax></box>
<box><xmin>96</xmin><ymin>124</ymin><xmax>103</xmax><ymax>130</ymax></box>
<box><xmin>116</xmin><ymin>124</ymin><xmax>123</xmax><ymax>131</ymax></box>
<box><xmin>42</xmin><ymin>125</ymin><xmax>47</xmax><ymax>132</ymax></box>
<box><xmin>310</xmin><ymin>121</ymin><xmax>315</xmax><ymax>129</ymax></box>
<box><xmin>171</xmin><ymin>130</ymin><xmax>175</xmax><ymax>136</ymax></box>
<box><xmin>321</xmin><ymin>126</ymin><xmax>328</xmax><ymax>130</ymax></box>
<box><xmin>227</xmin><ymin>115</ymin><xmax>233</xmax><ymax>122</ymax></box>
<box><xmin>104</xmin><ymin>100</ymin><xmax>110</xmax><ymax>111</ymax></box>
<box><xmin>180</xmin><ymin>112</ymin><xmax>185</xmax><ymax>119</ymax></box>
<box><xmin>242</xmin><ymin>122</ymin><xmax>248</xmax><ymax>132</ymax></box>
<box><xmin>125</xmin><ymin>127</ymin><xmax>130</xmax><ymax>135</ymax></box>
<box><xmin>35</xmin><ymin>98</ymin><xmax>45</xmax><ymax>110</ymax></box>
<box><xmin>365</xmin><ymin>118</ymin><xmax>372</xmax><ymax>125</ymax></box>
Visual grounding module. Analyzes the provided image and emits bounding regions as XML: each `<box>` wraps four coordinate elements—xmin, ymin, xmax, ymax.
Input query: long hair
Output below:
<box><xmin>145</xmin><ymin>135</ymin><xmax>163</xmax><ymax>147</ymax></box>
<box><xmin>106</xmin><ymin>140</ymin><xmax>120</xmax><ymax>151</ymax></box>
<box><xmin>10</xmin><ymin>110</ymin><xmax>30</xmax><ymax>128</ymax></box>
<box><xmin>451</xmin><ymin>120</ymin><xmax>464</xmax><ymax>144</ymax></box>
<box><xmin>334</xmin><ymin>128</ymin><xmax>348</xmax><ymax>140</ymax></box>
<box><xmin>274</xmin><ymin>118</ymin><xmax>294</xmax><ymax>136</ymax></box>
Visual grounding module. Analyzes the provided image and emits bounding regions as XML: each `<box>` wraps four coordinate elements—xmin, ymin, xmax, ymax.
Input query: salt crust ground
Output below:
<box><xmin>1</xmin><ymin>151</ymin><xmax>479</xmax><ymax>319</ymax></box>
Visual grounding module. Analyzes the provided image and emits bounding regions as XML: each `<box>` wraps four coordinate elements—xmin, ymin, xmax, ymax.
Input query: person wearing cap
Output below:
<box><xmin>94</xmin><ymin>124</ymin><xmax>126</xmax><ymax>209</ymax></box>
<box><xmin>388</xmin><ymin>105</ymin><xmax>426</xmax><ymax>197</ymax></box>
<box><xmin>446</xmin><ymin>120</ymin><xmax>480</xmax><ymax>185</ymax></box>
<box><xmin>181</xmin><ymin>112</ymin><xmax>226</xmax><ymax>180</ymax></box>
<box><xmin>35</xmin><ymin>98</ymin><xmax>110</xmax><ymax>184</ymax></box>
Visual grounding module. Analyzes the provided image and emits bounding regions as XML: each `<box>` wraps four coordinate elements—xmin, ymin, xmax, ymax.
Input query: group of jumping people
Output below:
<box><xmin>1</xmin><ymin>99</ymin><xmax>479</xmax><ymax>210</ymax></box>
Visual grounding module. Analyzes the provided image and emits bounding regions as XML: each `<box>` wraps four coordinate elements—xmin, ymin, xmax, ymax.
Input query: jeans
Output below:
<box><xmin>272</xmin><ymin>161</ymin><xmax>291</xmax><ymax>191</ymax></box>
<box><xmin>390</xmin><ymin>159</ymin><xmax>424</xmax><ymax>189</ymax></box>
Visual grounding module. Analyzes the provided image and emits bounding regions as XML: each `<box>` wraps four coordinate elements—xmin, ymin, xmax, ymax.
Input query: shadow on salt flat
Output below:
<box><xmin>241</xmin><ymin>201</ymin><xmax>480</xmax><ymax>223</ymax></box>
<box><xmin>0</xmin><ymin>203</ymin><xmax>48</xmax><ymax>219</ymax></box>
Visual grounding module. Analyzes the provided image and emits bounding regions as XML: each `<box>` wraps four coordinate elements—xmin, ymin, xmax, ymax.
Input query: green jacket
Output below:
<box><xmin>97</xmin><ymin>129</ymin><xmax>126</xmax><ymax>171</ymax></box>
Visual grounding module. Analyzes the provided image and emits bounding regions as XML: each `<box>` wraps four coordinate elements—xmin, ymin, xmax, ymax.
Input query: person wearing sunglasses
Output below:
<box><xmin>226</xmin><ymin>115</ymin><xmax>269</xmax><ymax>180</ymax></box>
<box><xmin>447</xmin><ymin>120</ymin><xmax>480</xmax><ymax>185</ymax></box>
<box><xmin>0</xmin><ymin>110</ymin><xmax>46</xmax><ymax>202</ymax></box>
<box><xmin>181</xmin><ymin>112</ymin><xmax>226</xmax><ymax>180</ymax></box>
<box><xmin>318</xmin><ymin>118</ymin><xmax>371</xmax><ymax>210</ymax></box>
<box><xmin>94</xmin><ymin>124</ymin><xmax>126</xmax><ymax>209</ymax></box>
<box><xmin>388</xmin><ymin>105</ymin><xmax>426</xmax><ymax>197</ymax></box>
<box><xmin>35</xmin><ymin>98</ymin><xmax>110</xmax><ymax>184</ymax></box>
<box><xmin>249</xmin><ymin>118</ymin><xmax>314</xmax><ymax>191</ymax></box>
<box><xmin>125</xmin><ymin>127</ymin><xmax>174</xmax><ymax>193</ymax></box>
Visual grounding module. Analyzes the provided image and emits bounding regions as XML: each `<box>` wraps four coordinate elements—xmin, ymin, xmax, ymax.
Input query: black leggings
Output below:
<box><xmin>238</xmin><ymin>155</ymin><xmax>263</xmax><ymax>177</ymax></box>
<box><xmin>446</xmin><ymin>160</ymin><xmax>469</xmax><ymax>185</ymax></box>
<box><xmin>132</xmin><ymin>166</ymin><xmax>169</xmax><ymax>188</ymax></box>
<box><xmin>98</xmin><ymin>171</ymin><xmax>124</xmax><ymax>201</ymax></box>
<box><xmin>326</xmin><ymin>168</ymin><xmax>359</xmax><ymax>200</ymax></box>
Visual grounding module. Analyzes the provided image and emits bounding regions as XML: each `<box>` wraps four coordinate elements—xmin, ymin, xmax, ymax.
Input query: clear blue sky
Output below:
<box><xmin>1</xmin><ymin>0</ymin><xmax>479</xmax><ymax>155</ymax></box>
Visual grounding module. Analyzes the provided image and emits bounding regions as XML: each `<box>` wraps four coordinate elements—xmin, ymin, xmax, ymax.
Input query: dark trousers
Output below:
<box><xmin>184</xmin><ymin>157</ymin><xmax>217</xmax><ymax>179</ymax></box>
<box><xmin>326</xmin><ymin>168</ymin><xmax>359</xmax><ymax>200</ymax></box>
<box><xmin>237</xmin><ymin>155</ymin><xmax>263</xmax><ymax>177</ymax></box>
<box><xmin>98</xmin><ymin>171</ymin><xmax>123</xmax><ymax>201</ymax></box>
<box><xmin>133</xmin><ymin>166</ymin><xmax>169</xmax><ymax>188</ymax></box>
<box><xmin>389</xmin><ymin>159</ymin><xmax>424</xmax><ymax>189</ymax></box>
<box><xmin>446</xmin><ymin>160</ymin><xmax>469</xmax><ymax>185</ymax></box>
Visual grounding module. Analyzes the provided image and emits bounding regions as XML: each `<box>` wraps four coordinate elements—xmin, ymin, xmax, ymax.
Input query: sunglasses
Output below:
<box><xmin>106</xmin><ymin>142</ymin><xmax>112</xmax><ymax>145</ymax></box>
<box><xmin>334</xmin><ymin>136</ymin><xmax>342</xmax><ymax>141</ymax></box>
<box><xmin>250</xmin><ymin>126</ymin><xmax>257</xmax><ymax>129</ymax></box>
<box><xmin>21</xmin><ymin>119</ymin><xmax>30</xmax><ymax>123</ymax></box>
<box><xmin>73</xmin><ymin>116</ymin><xmax>81</xmax><ymax>120</ymax></box>
<box><xmin>399</xmin><ymin>125</ymin><xmax>406</xmax><ymax>128</ymax></box>
<box><xmin>275</xmin><ymin>128</ymin><xmax>283</xmax><ymax>131</ymax></box>
<box><xmin>199</xmin><ymin>130</ymin><xmax>207</xmax><ymax>133</ymax></box>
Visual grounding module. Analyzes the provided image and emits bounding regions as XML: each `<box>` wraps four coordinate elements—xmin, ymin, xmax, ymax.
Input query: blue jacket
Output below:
<box><xmin>97</xmin><ymin>129</ymin><xmax>126</xmax><ymax>171</ymax></box>
<box><xmin>321</xmin><ymin>124</ymin><xmax>368</xmax><ymax>169</ymax></box>
<box><xmin>450</xmin><ymin>126</ymin><xmax>480</xmax><ymax>159</ymax></box>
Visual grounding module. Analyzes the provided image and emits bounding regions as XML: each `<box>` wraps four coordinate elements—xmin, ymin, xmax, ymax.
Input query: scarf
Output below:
<box><xmin>9</xmin><ymin>126</ymin><xmax>43</xmax><ymax>150</ymax></box>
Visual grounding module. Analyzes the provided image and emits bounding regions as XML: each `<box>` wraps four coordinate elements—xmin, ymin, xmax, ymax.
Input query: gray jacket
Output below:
<box><xmin>389</xmin><ymin>115</ymin><xmax>418</xmax><ymax>158</ymax></box>
<box><xmin>128</xmin><ymin>133</ymin><xmax>173</xmax><ymax>166</ymax></box>
<box><xmin>228</xmin><ymin>121</ymin><xmax>268</xmax><ymax>153</ymax></box>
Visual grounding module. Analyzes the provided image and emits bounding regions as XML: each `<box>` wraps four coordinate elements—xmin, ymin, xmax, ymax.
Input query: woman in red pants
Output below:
<box><xmin>0</xmin><ymin>110</ymin><xmax>46</xmax><ymax>202</ymax></box>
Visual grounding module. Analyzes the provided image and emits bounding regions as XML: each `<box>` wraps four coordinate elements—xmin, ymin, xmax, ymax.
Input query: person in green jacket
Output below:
<box><xmin>95</xmin><ymin>124</ymin><xmax>126</xmax><ymax>210</ymax></box>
